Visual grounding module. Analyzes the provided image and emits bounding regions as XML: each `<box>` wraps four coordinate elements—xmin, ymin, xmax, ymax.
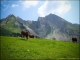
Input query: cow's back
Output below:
<box><xmin>72</xmin><ymin>37</ymin><xmax>77</xmax><ymax>42</ymax></box>
<box><xmin>29</xmin><ymin>34</ymin><xmax>34</xmax><ymax>38</ymax></box>
<box><xmin>21</xmin><ymin>30</ymin><xmax>26</xmax><ymax>35</ymax></box>
<box><xmin>21</xmin><ymin>30</ymin><xmax>28</xmax><ymax>36</ymax></box>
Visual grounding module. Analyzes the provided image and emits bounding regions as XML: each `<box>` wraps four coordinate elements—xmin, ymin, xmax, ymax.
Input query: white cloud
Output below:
<box><xmin>21</xmin><ymin>1</ymin><xmax>38</xmax><ymax>10</ymax></box>
<box><xmin>1</xmin><ymin>0</ymin><xmax>9</xmax><ymax>11</ymax></box>
<box><xmin>3</xmin><ymin>5</ymin><xmax>9</xmax><ymax>11</ymax></box>
<box><xmin>38</xmin><ymin>1</ymin><xmax>71</xmax><ymax>17</ymax></box>
<box><xmin>57</xmin><ymin>4</ymin><xmax>71</xmax><ymax>14</ymax></box>
<box><xmin>11</xmin><ymin>4</ymin><xmax>18</xmax><ymax>8</ymax></box>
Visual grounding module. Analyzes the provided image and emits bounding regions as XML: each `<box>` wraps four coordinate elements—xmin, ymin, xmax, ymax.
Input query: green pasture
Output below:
<box><xmin>0</xmin><ymin>36</ymin><xmax>80</xmax><ymax>60</ymax></box>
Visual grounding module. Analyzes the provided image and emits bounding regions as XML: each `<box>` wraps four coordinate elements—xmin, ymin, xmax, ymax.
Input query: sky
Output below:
<box><xmin>1</xmin><ymin>0</ymin><xmax>79</xmax><ymax>24</ymax></box>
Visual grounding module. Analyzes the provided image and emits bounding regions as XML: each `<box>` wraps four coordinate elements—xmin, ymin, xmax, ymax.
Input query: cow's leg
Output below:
<box><xmin>21</xmin><ymin>34</ymin><xmax>23</xmax><ymax>38</ymax></box>
<box><xmin>76</xmin><ymin>40</ymin><xmax>77</xmax><ymax>43</ymax></box>
<box><xmin>26</xmin><ymin>36</ymin><xmax>28</xmax><ymax>40</ymax></box>
<box><xmin>73</xmin><ymin>41</ymin><xmax>74</xmax><ymax>43</ymax></box>
<box><xmin>21</xmin><ymin>33</ymin><xmax>22</xmax><ymax>37</ymax></box>
<box><xmin>21</xmin><ymin>34</ymin><xmax>24</xmax><ymax>39</ymax></box>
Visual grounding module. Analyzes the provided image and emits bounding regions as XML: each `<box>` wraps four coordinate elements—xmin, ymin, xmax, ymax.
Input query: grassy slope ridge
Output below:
<box><xmin>1</xmin><ymin>36</ymin><xmax>80</xmax><ymax>59</ymax></box>
<box><xmin>0</xmin><ymin>15</ymin><xmax>24</xmax><ymax>35</ymax></box>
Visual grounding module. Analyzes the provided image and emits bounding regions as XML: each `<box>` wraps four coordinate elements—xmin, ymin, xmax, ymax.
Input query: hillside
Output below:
<box><xmin>37</xmin><ymin>14</ymin><xmax>80</xmax><ymax>41</ymax></box>
<box><xmin>0</xmin><ymin>14</ymin><xmax>80</xmax><ymax>42</ymax></box>
<box><xmin>0</xmin><ymin>14</ymin><xmax>26</xmax><ymax>34</ymax></box>
<box><xmin>1</xmin><ymin>36</ymin><xmax>80</xmax><ymax>59</ymax></box>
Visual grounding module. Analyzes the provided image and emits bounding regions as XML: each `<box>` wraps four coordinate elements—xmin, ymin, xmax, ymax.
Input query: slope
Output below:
<box><xmin>0</xmin><ymin>14</ymin><xmax>26</xmax><ymax>35</ymax></box>
<box><xmin>0</xmin><ymin>14</ymin><xmax>79</xmax><ymax>41</ymax></box>
<box><xmin>1</xmin><ymin>36</ymin><xmax>79</xmax><ymax>59</ymax></box>
<box><xmin>36</xmin><ymin>14</ymin><xmax>80</xmax><ymax>41</ymax></box>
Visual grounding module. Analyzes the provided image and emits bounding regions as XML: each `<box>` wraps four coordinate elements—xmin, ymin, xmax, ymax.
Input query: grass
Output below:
<box><xmin>0</xmin><ymin>36</ymin><xmax>80</xmax><ymax>60</ymax></box>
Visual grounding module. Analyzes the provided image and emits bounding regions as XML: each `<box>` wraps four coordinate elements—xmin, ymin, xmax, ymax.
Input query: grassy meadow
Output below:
<box><xmin>0</xmin><ymin>36</ymin><xmax>80</xmax><ymax>60</ymax></box>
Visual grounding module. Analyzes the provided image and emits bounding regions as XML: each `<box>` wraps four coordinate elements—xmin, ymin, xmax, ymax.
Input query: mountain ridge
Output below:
<box><xmin>0</xmin><ymin>14</ymin><xmax>80</xmax><ymax>42</ymax></box>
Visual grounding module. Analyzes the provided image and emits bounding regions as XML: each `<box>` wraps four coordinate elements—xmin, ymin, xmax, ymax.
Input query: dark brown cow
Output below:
<box><xmin>21</xmin><ymin>30</ymin><xmax>28</xmax><ymax>39</ymax></box>
<box><xmin>28</xmin><ymin>34</ymin><xmax>34</xmax><ymax>38</ymax></box>
<box><xmin>72</xmin><ymin>37</ymin><xmax>77</xmax><ymax>43</ymax></box>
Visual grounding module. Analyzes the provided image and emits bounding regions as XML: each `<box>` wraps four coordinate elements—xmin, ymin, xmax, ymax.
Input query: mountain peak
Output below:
<box><xmin>6</xmin><ymin>14</ymin><xmax>16</xmax><ymax>19</ymax></box>
<box><xmin>0</xmin><ymin>14</ymin><xmax>79</xmax><ymax>41</ymax></box>
<box><xmin>10</xmin><ymin>14</ymin><xmax>14</xmax><ymax>16</ymax></box>
<box><xmin>46</xmin><ymin>13</ymin><xmax>59</xmax><ymax>18</ymax></box>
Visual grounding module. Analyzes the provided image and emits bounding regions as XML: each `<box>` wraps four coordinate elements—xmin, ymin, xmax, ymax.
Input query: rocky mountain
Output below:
<box><xmin>35</xmin><ymin>14</ymin><xmax>80</xmax><ymax>41</ymax></box>
<box><xmin>0</xmin><ymin>14</ymin><xmax>39</xmax><ymax>37</ymax></box>
<box><xmin>0</xmin><ymin>14</ymin><xmax>80</xmax><ymax>42</ymax></box>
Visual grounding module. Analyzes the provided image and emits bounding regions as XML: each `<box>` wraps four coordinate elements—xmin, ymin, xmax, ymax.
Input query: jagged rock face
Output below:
<box><xmin>0</xmin><ymin>14</ymin><xmax>80</xmax><ymax>41</ymax></box>
<box><xmin>35</xmin><ymin>14</ymin><xmax>79</xmax><ymax>41</ymax></box>
<box><xmin>16</xmin><ymin>17</ymin><xmax>39</xmax><ymax>36</ymax></box>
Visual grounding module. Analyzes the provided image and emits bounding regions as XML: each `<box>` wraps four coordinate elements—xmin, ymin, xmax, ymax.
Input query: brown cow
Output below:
<box><xmin>72</xmin><ymin>37</ymin><xmax>77</xmax><ymax>43</ymax></box>
<box><xmin>28</xmin><ymin>34</ymin><xmax>34</xmax><ymax>38</ymax></box>
<box><xmin>21</xmin><ymin>30</ymin><xmax>28</xmax><ymax>39</ymax></box>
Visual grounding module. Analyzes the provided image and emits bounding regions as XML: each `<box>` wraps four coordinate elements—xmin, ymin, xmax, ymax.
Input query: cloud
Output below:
<box><xmin>1</xmin><ymin>0</ymin><xmax>9</xmax><ymax>11</ymax></box>
<box><xmin>11</xmin><ymin>4</ymin><xmax>18</xmax><ymax>8</ymax></box>
<box><xmin>57</xmin><ymin>4</ymin><xmax>71</xmax><ymax>14</ymax></box>
<box><xmin>38</xmin><ymin>1</ymin><xmax>71</xmax><ymax>17</ymax></box>
<box><xmin>3</xmin><ymin>5</ymin><xmax>9</xmax><ymax>11</ymax></box>
<box><xmin>21</xmin><ymin>1</ymin><xmax>38</xmax><ymax>10</ymax></box>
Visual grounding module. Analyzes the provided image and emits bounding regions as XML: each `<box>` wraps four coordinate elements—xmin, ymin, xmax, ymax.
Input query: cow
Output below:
<box><xmin>21</xmin><ymin>30</ymin><xmax>28</xmax><ymax>39</ymax></box>
<box><xmin>72</xmin><ymin>37</ymin><xmax>77</xmax><ymax>43</ymax></box>
<box><xmin>28</xmin><ymin>34</ymin><xmax>34</xmax><ymax>38</ymax></box>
